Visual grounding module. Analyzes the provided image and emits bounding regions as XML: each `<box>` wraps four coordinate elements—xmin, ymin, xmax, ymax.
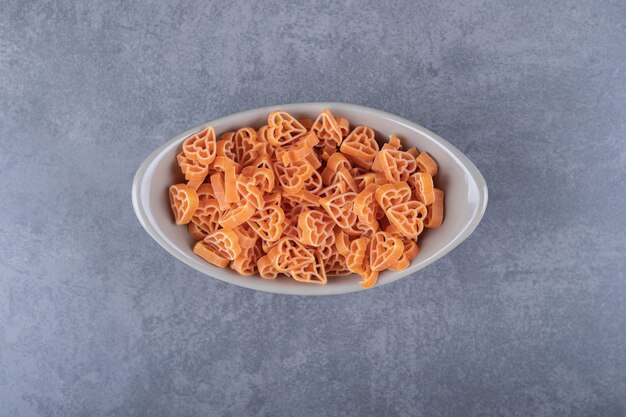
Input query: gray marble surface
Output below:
<box><xmin>1</xmin><ymin>1</ymin><xmax>625</xmax><ymax>416</ymax></box>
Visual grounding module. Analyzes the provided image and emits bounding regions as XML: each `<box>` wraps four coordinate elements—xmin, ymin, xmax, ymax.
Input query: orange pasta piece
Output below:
<box><xmin>186</xmin><ymin>178</ymin><xmax>204</xmax><ymax>191</ymax></box>
<box><xmin>257</xmin><ymin>254</ymin><xmax>280</xmax><ymax>279</ymax></box>
<box><xmin>169</xmin><ymin>184</ymin><xmax>199</xmax><ymax>225</ymax></box>
<box><xmin>211</xmin><ymin>155</ymin><xmax>240</xmax><ymax>173</ymax></box>
<box><xmin>263</xmin><ymin>192</ymin><xmax>282</xmax><ymax>207</ymax></box>
<box><xmin>388</xmin><ymin>254</ymin><xmax>410</xmax><ymax>271</ymax></box>
<box><xmin>177</xmin><ymin>152</ymin><xmax>209</xmax><ymax>182</ymax></box>
<box><xmin>386</xmin><ymin>201</ymin><xmax>427</xmax><ymax>239</ymax></box>
<box><xmin>319</xmin><ymin>191</ymin><xmax>358</xmax><ymax>230</ymax></box>
<box><xmin>209</xmin><ymin>172</ymin><xmax>230</xmax><ymax>211</ymax></box>
<box><xmin>424</xmin><ymin>188</ymin><xmax>444</xmax><ymax>228</ymax></box>
<box><xmin>406</xmin><ymin>147</ymin><xmax>419</xmax><ymax>157</ymax></box>
<box><xmin>387</xmin><ymin>135</ymin><xmax>402</xmax><ymax>150</ymax></box>
<box><xmin>374</xmin><ymin>182</ymin><xmax>411</xmax><ymax>211</ymax></box>
<box><xmin>334</xmin><ymin>168</ymin><xmax>359</xmax><ymax>193</ymax></box>
<box><xmin>224</xmin><ymin>164</ymin><xmax>240</xmax><ymax>204</ymax></box>
<box><xmin>193</xmin><ymin>241</ymin><xmax>230</xmax><ymax>268</ymax></box>
<box><xmin>259</xmin><ymin>127</ymin><xmax>275</xmax><ymax>156</ymax></box>
<box><xmin>267</xmin><ymin>111</ymin><xmax>307</xmax><ymax>147</ymax></box>
<box><xmin>346</xmin><ymin>237</ymin><xmax>370</xmax><ymax>275</ymax></box>
<box><xmin>268</xmin><ymin>237</ymin><xmax>315</xmax><ymax>273</ymax></box>
<box><xmin>409</xmin><ymin>172</ymin><xmax>435</xmax><ymax>205</ymax></box>
<box><xmin>235</xmin><ymin>127</ymin><xmax>265</xmax><ymax>167</ymax></box>
<box><xmin>302</xmin><ymin>169</ymin><xmax>323</xmax><ymax>194</ymax></box>
<box><xmin>232</xmin><ymin>225</ymin><xmax>259</xmax><ymax>249</ymax></box>
<box><xmin>203</xmin><ymin>229</ymin><xmax>242</xmax><ymax>261</ymax></box>
<box><xmin>324</xmin><ymin>252</ymin><xmax>351</xmax><ymax>276</ymax></box>
<box><xmin>305</xmin><ymin>152</ymin><xmax>322</xmax><ymax>170</ymax></box>
<box><xmin>318</xmin><ymin>181</ymin><xmax>347</xmax><ymax>200</ymax></box>
<box><xmin>321</xmin><ymin>153</ymin><xmax>351</xmax><ymax>185</ymax></box>
<box><xmin>188</xmin><ymin>222</ymin><xmax>208</xmax><ymax>241</ymax></box>
<box><xmin>234</xmin><ymin>174</ymin><xmax>264</xmax><ymax>209</ymax></box>
<box><xmin>340</xmin><ymin>126</ymin><xmax>379</xmax><ymax>169</ymax></box>
<box><xmin>216</xmin><ymin>132</ymin><xmax>237</xmax><ymax>160</ymax></box>
<box><xmin>311</xmin><ymin>109</ymin><xmax>342</xmax><ymax>148</ymax></box>
<box><xmin>354</xmin><ymin>184</ymin><xmax>379</xmax><ymax>226</ymax></box>
<box><xmin>247</xmin><ymin>204</ymin><xmax>285</xmax><ymax>242</ymax></box>
<box><xmin>282</xmin><ymin>189</ymin><xmax>320</xmax><ymax>208</ymax></box>
<box><xmin>182</xmin><ymin>127</ymin><xmax>217</xmax><ymax>165</ymax></box>
<box><xmin>318</xmin><ymin>144</ymin><xmax>338</xmax><ymax>161</ymax></box>
<box><xmin>358</xmin><ymin>266</ymin><xmax>379</xmax><ymax>289</ymax></box>
<box><xmin>378</xmin><ymin>149</ymin><xmax>417</xmax><ymax>183</ymax></box>
<box><xmin>290</xmin><ymin>249</ymin><xmax>327</xmax><ymax>284</ymax></box>
<box><xmin>334</xmin><ymin>229</ymin><xmax>352</xmax><ymax>256</ymax></box>
<box><xmin>415</xmin><ymin>151</ymin><xmax>438</xmax><ymax>177</ymax></box>
<box><xmin>316</xmin><ymin>233</ymin><xmax>335</xmax><ymax>259</ymax></box>
<box><xmin>336</xmin><ymin>117</ymin><xmax>350</xmax><ymax>138</ymax></box>
<box><xmin>219</xmin><ymin>200</ymin><xmax>255</xmax><ymax>230</ymax></box>
<box><xmin>231</xmin><ymin>242</ymin><xmax>263</xmax><ymax>276</ymax></box>
<box><xmin>298</xmin><ymin>209</ymin><xmax>335</xmax><ymax>247</ymax></box>
<box><xmin>189</xmin><ymin>197</ymin><xmax>221</xmax><ymax>240</ymax></box>
<box><xmin>275</xmin><ymin>159</ymin><xmax>313</xmax><ymax>194</ymax></box>
<box><xmin>369</xmin><ymin>231</ymin><xmax>404</xmax><ymax>271</ymax></box>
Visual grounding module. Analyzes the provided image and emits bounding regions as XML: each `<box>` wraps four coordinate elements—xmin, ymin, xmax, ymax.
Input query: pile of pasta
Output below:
<box><xmin>169</xmin><ymin>110</ymin><xmax>444</xmax><ymax>288</ymax></box>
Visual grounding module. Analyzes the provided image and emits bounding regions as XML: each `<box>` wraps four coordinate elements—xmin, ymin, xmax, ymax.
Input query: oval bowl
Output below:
<box><xmin>132</xmin><ymin>103</ymin><xmax>488</xmax><ymax>295</ymax></box>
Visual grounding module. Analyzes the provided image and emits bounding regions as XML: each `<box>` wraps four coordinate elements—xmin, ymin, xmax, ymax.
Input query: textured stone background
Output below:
<box><xmin>1</xmin><ymin>0</ymin><xmax>625</xmax><ymax>416</ymax></box>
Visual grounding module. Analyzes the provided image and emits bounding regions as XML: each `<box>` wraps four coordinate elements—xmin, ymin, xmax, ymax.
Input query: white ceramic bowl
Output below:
<box><xmin>132</xmin><ymin>103</ymin><xmax>488</xmax><ymax>295</ymax></box>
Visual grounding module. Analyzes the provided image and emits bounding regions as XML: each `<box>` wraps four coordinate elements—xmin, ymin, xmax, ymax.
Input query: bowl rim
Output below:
<box><xmin>132</xmin><ymin>102</ymin><xmax>488</xmax><ymax>295</ymax></box>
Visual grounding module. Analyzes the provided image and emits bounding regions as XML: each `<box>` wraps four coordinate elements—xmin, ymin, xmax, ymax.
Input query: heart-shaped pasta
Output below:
<box><xmin>216</xmin><ymin>132</ymin><xmax>238</xmax><ymax>161</ymax></box>
<box><xmin>177</xmin><ymin>152</ymin><xmax>209</xmax><ymax>183</ymax></box>
<box><xmin>424</xmin><ymin>188</ymin><xmax>444</xmax><ymax>228</ymax></box>
<box><xmin>298</xmin><ymin>209</ymin><xmax>335</xmax><ymax>247</ymax></box>
<box><xmin>202</xmin><ymin>229</ymin><xmax>242</xmax><ymax>260</ymax></box>
<box><xmin>232</xmin><ymin>225</ymin><xmax>259</xmax><ymax>249</ymax></box>
<box><xmin>335</xmin><ymin>117</ymin><xmax>350</xmax><ymax>138</ymax></box>
<box><xmin>268</xmin><ymin>237</ymin><xmax>315</xmax><ymax>273</ymax></box>
<box><xmin>386</xmin><ymin>201</ymin><xmax>427</xmax><ymax>239</ymax></box>
<box><xmin>356</xmin><ymin>263</ymin><xmax>380</xmax><ymax>288</ymax></box>
<box><xmin>235</xmin><ymin>174</ymin><xmax>264</xmax><ymax>209</ymax></box>
<box><xmin>234</xmin><ymin>127</ymin><xmax>264</xmax><ymax>167</ymax></box>
<box><xmin>324</xmin><ymin>252</ymin><xmax>351</xmax><ymax>277</ymax></box>
<box><xmin>169</xmin><ymin>184</ymin><xmax>199</xmax><ymax>225</ymax></box>
<box><xmin>267</xmin><ymin>111</ymin><xmax>307</xmax><ymax>147</ymax></box>
<box><xmin>231</xmin><ymin>242</ymin><xmax>264</xmax><ymax>276</ymax></box>
<box><xmin>345</xmin><ymin>237</ymin><xmax>370</xmax><ymax>275</ymax></box>
<box><xmin>321</xmin><ymin>153</ymin><xmax>351</xmax><ymax>185</ymax></box>
<box><xmin>416</xmin><ymin>151</ymin><xmax>438</xmax><ymax>177</ymax></box>
<box><xmin>290</xmin><ymin>249</ymin><xmax>327</xmax><ymax>284</ymax></box>
<box><xmin>340</xmin><ymin>126</ymin><xmax>379</xmax><ymax>169</ymax></box>
<box><xmin>369</xmin><ymin>231</ymin><xmax>404</xmax><ymax>271</ymax></box>
<box><xmin>257</xmin><ymin>254</ymin><xmax>280</xmax><ymax>279</ymax></box>
<box><xmin>334</xmin><ymin>229</ymin><xmax>352</xmax><ymax>256</ymax></box>
<box><xmin>218</xmin><ymin>200</ymin><xmax>255</xmax><ymax>230</ymax></box>
<box><xmin>374</xmin><ymin>181</ymin><xmax>412</xmax><ymax>211</ymax></box>
<box><xmin>377</xmin><ymin>149</ymin><xmax>417</xmax><ymax>183</ymax></box>
<box><xmin>275</xmin><ymin>159</ymin><xmax>314</xmax><ymax>194</ymax></box>
<box><xmin>319</xmin><ymin>191</ymin><xmax>358</xmax><ymax>230</ymax></box>
<box><xmin>311</xmin><ymin>109</ymin><xmax>342</xmax><ymax>148</ymax></box>
<box><xmin>189</xmin><ymin>197</ymin><xmax>221</xmax><ymax>240</ymax></box>
<box><xmin>409</xmin><ymin>172</ymin><xmax>435</xmax><ymax>205</ymax></box>
<box><xmin>182</xmin><ymin>127</ymin><xmax>216</xmax><ymax>165</ymax></box>
<box><xmin>302</xmin><ymin>169</ymin><xmax>323</xmax><ymax>194</ymax></box>
<box><xmin>354</xmin><ymin>183</ymin><xmax>379</xmax><ymax>226</ymax></box>
<box><xmin>193</xmin><ymin>241</ymin><xmax>230</xmax><ymax>268</ymax></box>
<box><xmin>247</xmin><ymin>204</ymin><xmax>285</xmax><ymax>242</ymax></box>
